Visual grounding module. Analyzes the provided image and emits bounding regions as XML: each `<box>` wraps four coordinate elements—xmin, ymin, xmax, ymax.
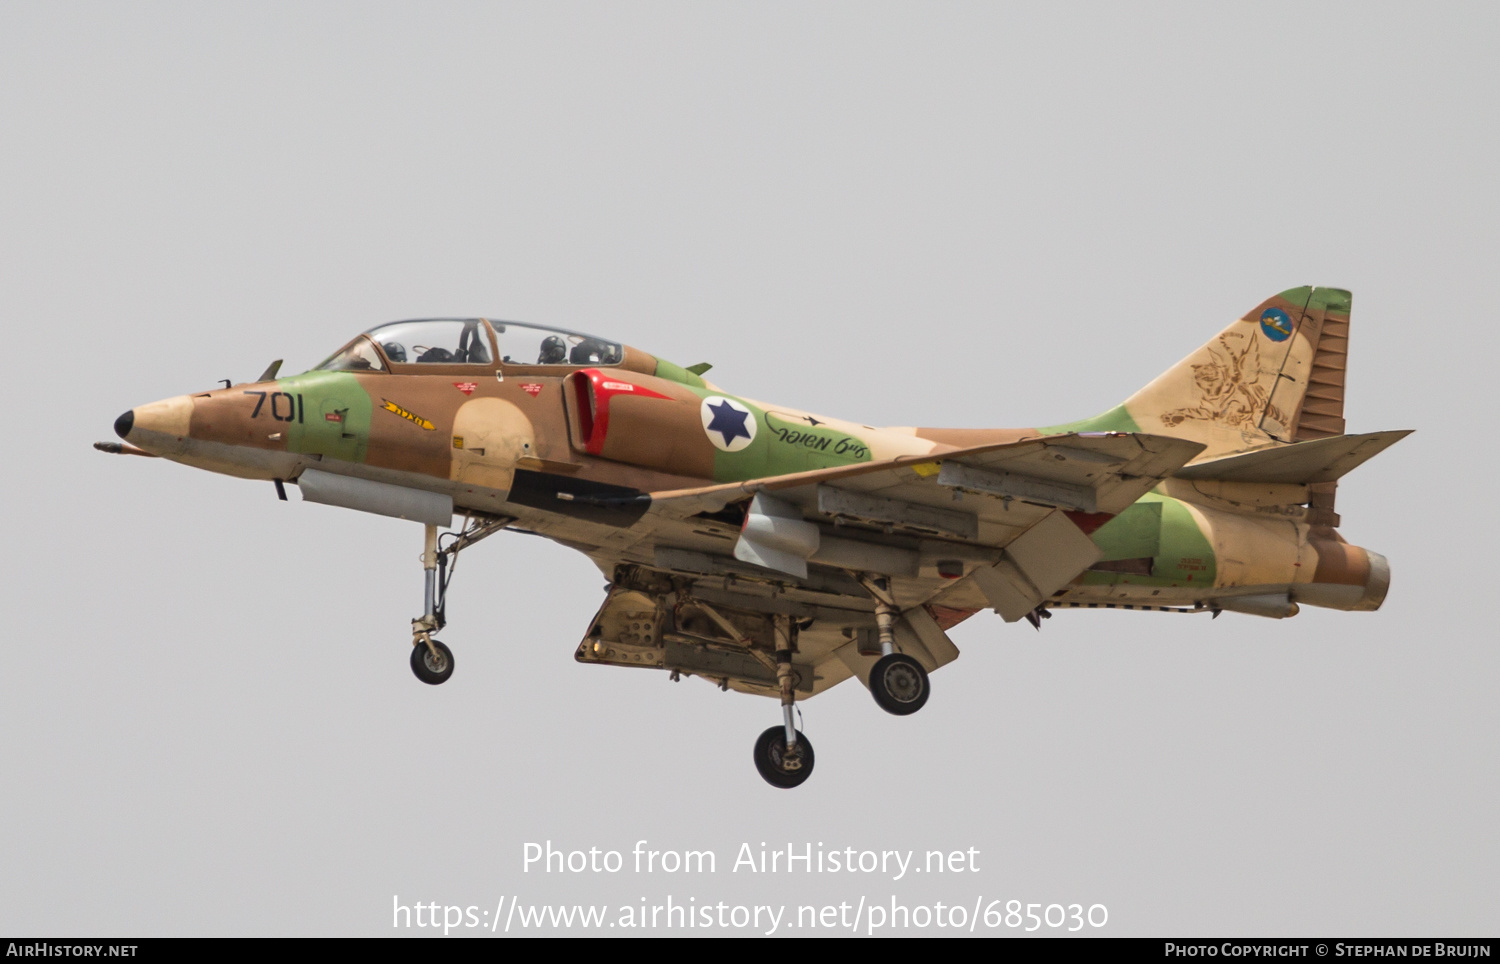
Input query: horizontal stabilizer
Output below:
<box><xmin>1173</xmin><ymin>430</ymin><xmax>1411</xmax><ymax>485</ymax></box>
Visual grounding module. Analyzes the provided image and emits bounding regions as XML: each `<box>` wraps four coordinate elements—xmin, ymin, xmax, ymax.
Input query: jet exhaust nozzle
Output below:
<box><xmin>1297</xmin><ymin>541</ymin><xmax>1392</xmax><ymax>612</ymax></box>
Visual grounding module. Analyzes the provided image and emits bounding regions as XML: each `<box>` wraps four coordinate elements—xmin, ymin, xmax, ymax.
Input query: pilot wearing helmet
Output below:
<box><xmin>538</xmin><ymin>335</ymin><xmax>568</xmax><ymax>365</ymax></box>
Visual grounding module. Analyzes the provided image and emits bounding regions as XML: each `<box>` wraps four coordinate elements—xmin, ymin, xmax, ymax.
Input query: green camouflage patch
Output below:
<box><xmin>687</xmin><ymin>387</ymin><xmax>877</xmax><ymax>482</ymax></box>
<box><xmin>1306</xmin><ymin>287</ymin><xmax>1351</xmax><ymax>314</ymax></box>
<box><xmin>653</xmin><ymin>358</ymin><xmax>707</xmax><ymax>389</ymax></box>
<box><xmin>1092</xmin><ymin>501</ymin><xmax>1162</xmax><ymax>561</ymax></box>
<box><xmin>1082</xmin><ymin>493</ymin><xmax>1216</xmax><ymax>588</ymax></box>
<box><xmin>279</xmin><ymin>371</ymin><xmax>372</xmax><ymax>463</ymax></box>
<box><xmin>1040</xmin><ymin>403</ymin><xmax>1141</xmax><ymax>437</ymax></box>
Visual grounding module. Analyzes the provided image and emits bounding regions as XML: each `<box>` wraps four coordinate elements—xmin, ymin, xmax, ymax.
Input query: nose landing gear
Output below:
<box><xmin>407</xmin><ymin>515</ymin><xmax>510</xmax><ymax>686</ymax></box>
<box><xmin>411</xmin><ymin>638</ymin><xmax>454</xmax><ymax>685</ymax></box>
<box><xmin>410</xmin><ymin>523</ymin><xmax>450</xmax><ymax>685</ymax></box>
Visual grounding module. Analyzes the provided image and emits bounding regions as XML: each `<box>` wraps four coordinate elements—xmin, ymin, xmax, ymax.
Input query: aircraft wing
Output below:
<box><xmin>638</xmin><ymin>431</ymin><xmax>1204</xmax><ymax>621</ymax></box>
<box><xmin>649</xmin><ymin>431</ymin><xmax>1203</xmax><ymax>520</ymax></box>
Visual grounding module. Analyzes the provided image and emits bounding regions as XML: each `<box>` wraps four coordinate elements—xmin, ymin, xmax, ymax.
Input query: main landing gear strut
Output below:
<box><xmin>408</xmin><ymin>515</ymin><xmax>510</xmax><ymax>685</ymax></box>
<box><xmin>861</xmin><ymin>576</ymin><xmax>931</xmax><ymax>717</ymax></box>
<box><xmin>752</xmin><ymin>613</ymin><xmax>815</xmax><ymax>789</ymax></box>
<box><xmin>749</xmin><ymin>580</ymin><xmax>935</xmax><ymax>789</ymax></box>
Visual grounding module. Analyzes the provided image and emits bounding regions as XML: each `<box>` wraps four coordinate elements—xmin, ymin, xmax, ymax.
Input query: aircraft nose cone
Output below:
<box><xmin>114</xmin><ymin>410</ymin><xmax>134</xmax><ymax>439</ymax></box>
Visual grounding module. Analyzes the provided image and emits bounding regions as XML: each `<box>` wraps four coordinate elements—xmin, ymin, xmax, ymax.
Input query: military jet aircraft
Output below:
<box><xmin>101</xmin><ymin>287</ymin><xmax>1407</xmax><ymax>787</ymax></box>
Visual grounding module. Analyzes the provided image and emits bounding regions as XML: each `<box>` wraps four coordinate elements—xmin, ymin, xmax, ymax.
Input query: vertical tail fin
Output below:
<box><xmin>1042</xmin><ymin>286</ymin><xmax>1356</xmax><ymax>524</ymax></box>
<box><xmin>1049</xmin><ymin>287</ymin><xmax>1353</xmax><ymax>459</ymax></box>
<box><xmin>1141</xmin><ymin>285</ymin><xmax>1354</xmax><ymax>457</ymax></box>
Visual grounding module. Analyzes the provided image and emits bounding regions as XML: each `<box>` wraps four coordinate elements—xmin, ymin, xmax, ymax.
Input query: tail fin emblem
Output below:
<box><xmin>1259</xmin><ymin>307</ymin><xmax>1293</xmax><ymax>342</ymax></box>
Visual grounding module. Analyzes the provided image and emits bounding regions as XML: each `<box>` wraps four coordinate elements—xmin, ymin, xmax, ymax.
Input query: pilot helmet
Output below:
<box><xmin>539</xmin><ymin>335</ymin><xmax>567</xmax><ymax>364</ymax></box>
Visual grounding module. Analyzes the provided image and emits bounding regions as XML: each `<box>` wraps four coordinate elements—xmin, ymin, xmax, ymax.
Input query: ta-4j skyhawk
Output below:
<box><xmin>102</xmin><ymin>287</ymin><xmax>1407</xmax><ymax>787</ymax></box>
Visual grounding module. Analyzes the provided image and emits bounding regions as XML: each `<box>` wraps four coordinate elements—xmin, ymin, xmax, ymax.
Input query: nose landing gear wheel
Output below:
<box><xmin>753</xmin><ymin>726</ymin><xmax>815</xmax><ymax>789</ymax></box>
<box><xmin>869</xmin><ymin>652</ymin><xmax>929</xmax><ymax>715</ymax></box>
<box><xmin>411</xmin><ymin>639</ymin><xmax>455</xmax><ymax>685</ymax></box>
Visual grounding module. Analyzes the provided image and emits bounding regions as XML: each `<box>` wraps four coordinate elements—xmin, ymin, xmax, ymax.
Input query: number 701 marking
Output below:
<box><xmin>243</xmin><ymin>391</ymin><xmax>304</xmax><ymax>423</ymax></box>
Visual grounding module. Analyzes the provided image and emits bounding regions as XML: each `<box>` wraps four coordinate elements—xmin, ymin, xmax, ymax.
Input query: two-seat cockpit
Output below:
<box><xmin>315</xmin><ymin>318</ymin><xmax>624</xmax><ymax>373</ymax></box>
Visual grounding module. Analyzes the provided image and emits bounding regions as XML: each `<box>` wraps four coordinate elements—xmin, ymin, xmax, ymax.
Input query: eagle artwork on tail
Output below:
<box><xmin>1160</xmin><ymin>332</ymin><xmax>1285</xmax><ymax>432</ymax></box>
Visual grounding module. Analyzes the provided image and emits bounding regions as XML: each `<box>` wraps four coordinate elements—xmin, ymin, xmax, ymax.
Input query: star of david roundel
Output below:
<box><xmin>700</xmin><ymin>396</ymin><xmax>756</xmax><ymax>452</ymax></box>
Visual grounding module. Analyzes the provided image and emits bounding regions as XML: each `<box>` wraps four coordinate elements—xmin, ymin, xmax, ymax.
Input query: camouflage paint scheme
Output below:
<box><xmin>113</xmin><ymin>288</ymin><xmax>1404</xmax><ymax>705</ymax></box>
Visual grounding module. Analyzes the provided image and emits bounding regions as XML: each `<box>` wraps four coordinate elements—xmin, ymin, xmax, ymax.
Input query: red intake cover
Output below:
<box><xmin>572</xmin><ymin>369</ymin><xmax>672</xmax><ymax>455</ymax></box>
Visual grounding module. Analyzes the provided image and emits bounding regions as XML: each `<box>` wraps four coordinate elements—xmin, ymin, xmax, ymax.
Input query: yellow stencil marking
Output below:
<box><xmin>911</xmin><ymin>461</ymin><xmax>941</xmax><ymax>478</ymax></box>
<box><xmin>381</xmin><ymin>399</ymin><xmax>436</xmax><ymax>431</ymax></box>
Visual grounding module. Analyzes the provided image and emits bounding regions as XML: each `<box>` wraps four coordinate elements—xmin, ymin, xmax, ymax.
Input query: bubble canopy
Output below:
<box><xmin>489</xmin><ymin>319</ymin><xmax>623</xmax><ymax>367</ymax></box>
<box><xmin>314</xmin><ymin>319</ymin><xmax>625</xmax><ymax>372</ymax></box>
<box><xmin>365</xmin><ymin>319</ymin><xmax>492</xmax><ymax>366</ymax></box>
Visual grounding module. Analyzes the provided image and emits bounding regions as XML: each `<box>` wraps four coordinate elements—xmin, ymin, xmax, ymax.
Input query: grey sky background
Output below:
<box><xmin>2</xmin><ymin>2</ymin><xmax>1496</xmax><ymax>936</ymax></box>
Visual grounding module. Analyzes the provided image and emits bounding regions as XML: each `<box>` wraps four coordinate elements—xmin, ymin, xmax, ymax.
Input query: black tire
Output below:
<box><xmin>753</xmin><ymin>726</ymin><xmax>815</xmax><ymax>789</ymax></box>
<box><xmin>870</xmin><ymin>653</ymin><xmax>929</xmax><ymax>715</ymax></box>
<box><xmin>411</xmin><ymin>639</ymin><xmax>455</xmax><ymax>685</ymax></box>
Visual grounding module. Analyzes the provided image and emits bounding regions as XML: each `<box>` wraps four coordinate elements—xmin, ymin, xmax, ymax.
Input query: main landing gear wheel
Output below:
<box><xmin>411</xmin><ymin>639</ymin><xmax>455</xmax><ymax>685</ymax></box>
<box><xmin>753</xmin><ymin>726</ymin><xmax>815</xmax><ymax>789</ymax></box>
<box><xmin>869</xmin><ymin>653</ymin><xmax>929</xmax><ymax>715</ymax></box>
